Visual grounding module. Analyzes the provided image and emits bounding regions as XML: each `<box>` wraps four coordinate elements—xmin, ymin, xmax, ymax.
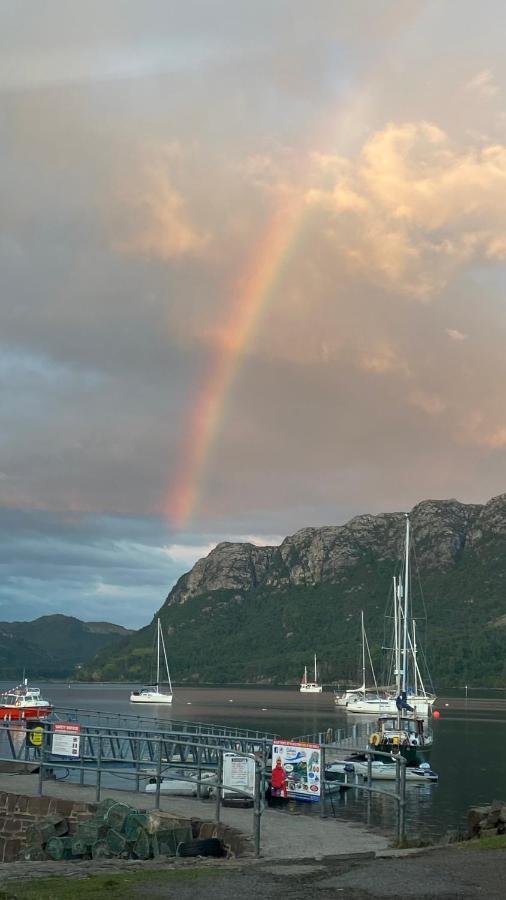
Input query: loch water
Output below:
<box><xmin>10</xmin><ymin>683</ymin><xmax>506</xmax><ymax>842</ymax></box>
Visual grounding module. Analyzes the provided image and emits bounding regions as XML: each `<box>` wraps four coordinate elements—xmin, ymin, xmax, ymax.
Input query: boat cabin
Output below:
<box><xmin>375</xmin><ymin>714</ymin><xmax>429</xmax><ymax>748</ymax></box>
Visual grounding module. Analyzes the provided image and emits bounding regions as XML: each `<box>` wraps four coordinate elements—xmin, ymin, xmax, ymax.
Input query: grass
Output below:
<box><xmin>0</xmin><ymin>866</ymin><xmax>224</xmax><ymax>900</ymax></box>
<box><xmin>457</xmin><ymin>833</ymin><xmax>506</xmax><ymax>851</ymax></box>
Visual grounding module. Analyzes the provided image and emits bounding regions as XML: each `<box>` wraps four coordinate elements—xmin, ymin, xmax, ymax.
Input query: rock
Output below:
<box><xmin>467</xmin><ymin>806</ymin><xmax>490</xmax><ymax>835</ymax></box>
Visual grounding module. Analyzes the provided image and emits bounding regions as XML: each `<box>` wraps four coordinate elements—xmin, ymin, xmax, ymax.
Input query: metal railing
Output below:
<box><xmin>33</xmin><ymin>724</ymin><xmax>265</xmax><ymax>856</ymax></box>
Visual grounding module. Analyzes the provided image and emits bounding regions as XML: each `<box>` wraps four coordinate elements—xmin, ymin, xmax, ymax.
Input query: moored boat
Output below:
<box><xmin>0</xmin><ymin>680</ymin><xmax>52</xmax><ymax>719</ymax></box>
<box><xmin>326</xmin><ymin>757</ymin><xmax>438</xmax><ymax>783</ymax></box>
<box><xmin>130</xmin><ymin>618</ymin><xmax>173</xmax><ymax>704</ymax></box>
<box><xmin>300</xmin><ymin>654</ymin><xmax>322</xmax><ymax>693</ymax></box>
<box><xmin>369</xmin><ymin>712</ymin><xmax>433</xmax><ymax>765</ymax></box>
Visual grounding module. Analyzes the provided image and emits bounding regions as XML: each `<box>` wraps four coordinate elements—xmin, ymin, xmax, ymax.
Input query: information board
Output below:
<box><xmin>222</xmin><ymin>752</ymin><xmax>255</xmax><ymax>799</ymax></box>
<box><xmin>271</xmin><ymin>740</ymin><xmax>321</xmax><ymax>802</ymax></box>
<box><xmin>51</xmin><ymin>723</ymin><xmax>81</xmax><ymax>759</ymax></box>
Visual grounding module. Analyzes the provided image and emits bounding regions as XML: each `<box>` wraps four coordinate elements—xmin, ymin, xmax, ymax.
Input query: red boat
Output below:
<box><xmin>0</xmin><ymin>681</ymin><xmax>53</xmax><ymax>720</ymax></box>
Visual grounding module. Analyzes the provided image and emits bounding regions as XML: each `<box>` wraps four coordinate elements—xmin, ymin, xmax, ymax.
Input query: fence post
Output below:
<box><xmin>215</xmin><ymin>751</ymin><xmax>223</xmax><ymax>823</ymax></box>
<box><xmin>320</xmin><ymin>745</ymin><xmax>326</xmax><ymax>819</ymax></box>
<box><xmin>253</xmin><ymin>759</ymin><xmax>262</xmax><ymax>858</ymax></box>
<box><xmin>399</xmin><ymin>758</ymin><xmax>406</xmax><ymax>845</ymax></box>
<box><xmin>155</xmin><ymin>738</ymin><xmax>162</xmax><ymax>810</ymax></box>
<box><xmin>37</xmin><ymin>726</ymin><xmax>48</xmax><ymax>796</ymax></box>
<box><xmin>196</xmin><ymin>744</ymin><xmax>202</xmax><ymax>799</ymax></box>
<box><xmin>95</xmin><ymin>735</ymin><xmax>102</xmax><ymax>803</ymax></box>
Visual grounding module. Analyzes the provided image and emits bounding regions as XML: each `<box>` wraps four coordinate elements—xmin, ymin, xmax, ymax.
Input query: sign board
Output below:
<box><xmin>51</xmin><ymin>723</ymin><xmax>81</xmax><ymax>759</ymax></box>
<box><xmin>26</xmin><ymin>721</ymin><xmax>45</xmax><ymax>748</ymax></box>
<box><xmin>222</xmin><ymin>752</ymin><xmax>255</xmax><ymax>800</ymax></box>
<box><xmin>271</xmin><ymin>740</ymin><xmax>321</xmax><ymax>802</ymax></box>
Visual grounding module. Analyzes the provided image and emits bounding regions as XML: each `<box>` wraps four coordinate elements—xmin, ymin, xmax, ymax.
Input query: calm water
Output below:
<box><xmin>9</xmin><ymin>683</ymin><xmax>506</xmax><ymax>841</ymax></box>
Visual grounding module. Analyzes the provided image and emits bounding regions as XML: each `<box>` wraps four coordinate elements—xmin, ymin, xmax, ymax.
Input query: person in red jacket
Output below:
<box><xmin>271</xmin><ymin>757</ymin><xmax>287</xmax><ymax>798</ymax></box>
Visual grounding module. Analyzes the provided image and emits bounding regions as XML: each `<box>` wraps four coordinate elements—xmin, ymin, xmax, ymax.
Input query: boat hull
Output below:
<box><xmin>300</xmin><ymin>685</ymin><xmax>322</xmax><ymax>693</ymax></box>
<box><xmin>130</xmin><ymin>692</ymin><xmax>173</xmax><ymax>704</ymax></box>
<box><xmin>0</xmin><ymin>705</ymin><xmax>52</xmax><ymax>720</ymax></box>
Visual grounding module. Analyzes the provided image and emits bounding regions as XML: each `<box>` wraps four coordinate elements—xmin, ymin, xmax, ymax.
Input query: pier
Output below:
<box><xmin>0</xmin><ymin>704</ymin><xmax>409</xmax><ymax>856</ymax></box>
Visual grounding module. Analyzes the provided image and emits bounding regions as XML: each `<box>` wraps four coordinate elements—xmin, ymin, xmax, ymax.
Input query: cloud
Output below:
<box><xmin>358</xmin><ymin>342</ymin><xmax>411</xmax><ymax>376</ymax></box>
<box><xmin>306</xmin><ymin>122</ymin><xmax>506</xmax><ymax>296</ymax></box>
<box><xmin>446</xmin><ymin>328</ymin><xmax>468</xmax><ymax>342</ymax></box>
<box><xmin>465</xmin><ymin>69</ymin><xmax>500</xmax><ymax>99</ymax></box>
<box><xmin>111</xmin><ymin>147</ymin><xmax>209</xmax><ymax>260</ymax></box>
<box><xmin>409</xmin><ymin>390</ymin><xmax>446</xmax><ymax>416</ymax></box>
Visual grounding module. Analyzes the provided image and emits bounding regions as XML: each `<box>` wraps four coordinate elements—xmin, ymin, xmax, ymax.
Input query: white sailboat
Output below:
<box><xmin>130</xmin><ymin>619</ymin><xmax>173</xmax><ymax>704</ymax></box>
<box><xmin>300</xmin><ymin>653</ymin><xmax>322</xmax><ymax>693</ymax></box>
<box><xmin>336</xmin><ymin>517</ymin><xmax>436</xmax><ymax>718</ymax></box>
<box><xmin>334</xmin><ymin>611</ymin><xmax>394</xmax><ymax>713</ymax></box>
<box><xmin>368</xmin><ymin>514</ymin><xmax>434</xmax><ymax>764</ymax></box>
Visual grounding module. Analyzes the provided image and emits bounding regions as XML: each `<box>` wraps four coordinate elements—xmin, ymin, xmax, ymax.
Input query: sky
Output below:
<box><xmin>2</xmin><ymin>1</ymin><xmax>506</xmax><ymax>627</ymax></box>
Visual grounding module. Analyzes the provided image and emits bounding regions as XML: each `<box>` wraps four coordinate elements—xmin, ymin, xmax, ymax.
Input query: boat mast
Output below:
<box><xmin>159</xmin><ymin>625</ymin><xmax>173</xmax><ymax>694</ymax></box>
<box><xmin>393</xmin><ymin>577</ymin><xmax>401</xmax><ymax>696</ymax></box>
<box><xmin>412</xmin><ymin>618</ymin><xmax>418</xmax><ymax>696</ymax></box>
<box><xmin>360</xmin><ymin>610</ymin><xmax>366</xmax><ymax>693</ymax></box>
<box><xmin>402</xmin><ymin>514</ymin><xmax>410</xmax><ymax>694</ymax></box>
<box><xmin>156</xmin><ymin>619</ymin><xmax>160</xmax><ymax>692</ymax></box>
<box><xmin>314</xmin><ymin>653</ymin><xmax>317</xmax><ymax>684</ymax></box>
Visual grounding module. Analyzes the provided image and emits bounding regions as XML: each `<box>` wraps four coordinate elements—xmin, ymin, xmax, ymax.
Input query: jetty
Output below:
<box><xmin>0</xmin><ymin>704</ymin><xmax>410</xmax><ymax>865</ymax></box>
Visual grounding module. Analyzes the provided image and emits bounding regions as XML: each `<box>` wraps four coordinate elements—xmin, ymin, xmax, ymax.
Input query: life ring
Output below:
<box><xmin>370</xmin><ymin>733</ymin><xmax>380</xmax><ymax>746</ymax></box>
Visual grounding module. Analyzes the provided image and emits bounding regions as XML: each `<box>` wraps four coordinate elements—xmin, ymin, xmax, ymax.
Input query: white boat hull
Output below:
<box><xmin>145</xmin><ymin>773</ymin><xmax>214</xmax><ymax>796</ymax></box>
<box><xmin>300</xmin><ymin>684</ymin><xmax>322</xmax><ymax>693</ymax></box>
<box><xmin>326</xmin><ymin>761</ymin><xmax>438</xmax><ymax>783</ymax></box>
<box><xmin>130</xmin><ymin>691</ymin><xmax>173</xmax><ymax>704</ymax></box>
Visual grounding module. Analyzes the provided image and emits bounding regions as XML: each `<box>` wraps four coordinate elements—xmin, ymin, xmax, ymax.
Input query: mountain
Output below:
<box><xmin>79</xmin><ymin>494</ymin><xmax>506</xmax><ymax>687</ymax></box>
<box><xmin>0</xmin><ymin>615</ymin><xmax>134</xmax><ymax>680</ymax></box>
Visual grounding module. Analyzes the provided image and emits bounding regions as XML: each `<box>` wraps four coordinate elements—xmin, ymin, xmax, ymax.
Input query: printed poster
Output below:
<box><xmin>51</xmin><ymin>723</ymin><xmax>81</xmax><ymax>759</ymax></box>
<box><xmin>222</xmin><ymin>752</ymin><xmax>255</xmax><ymax>799</ymax></box>
<box><xmin>271</xmin><ymin>740</ymin><xmax>321</xmax><ymax>802</ymax></box>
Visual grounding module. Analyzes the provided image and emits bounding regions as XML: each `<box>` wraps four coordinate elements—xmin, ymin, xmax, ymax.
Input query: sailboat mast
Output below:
<box><xmin>361</xmin><ymin>610</ymin><xmax>366</xmax><ymax>692</ymax></box>
<box><xmin>314</xmin><ymin>653</ymin><xmax>317</xmax><ymax>683</ymax></box>
<box><xmin>402</xmin><ymin>514</ymin><xmax>410</xmax><ymax>694</ymax></box>
<box><xmin>412</xmin><ymin>618</ymin><xmax>418</xmax><ymax>695</ymax></box>
<box><xmin>156</xmin><ymin>619</ymin><xmax>160</xmax><ymax>691</ymax></box>
<box><xmin>393</xmin><ymin>577</ymin><xmax>401</xmax><ymax>696</ymax></box>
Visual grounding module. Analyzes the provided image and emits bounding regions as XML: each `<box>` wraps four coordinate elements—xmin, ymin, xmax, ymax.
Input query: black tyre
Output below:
<box><xmin>176</xmin><ymin>838</ymin><xmax>225</xmax><ymax>858</ymax></box>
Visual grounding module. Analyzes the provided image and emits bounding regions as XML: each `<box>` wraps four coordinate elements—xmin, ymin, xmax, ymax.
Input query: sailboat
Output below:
<box><xmin>334</xmin><ymin>611</ymin><xmax>394</xmax><ymax>713</ymax></box>
<box><xmin>130</xmin><ymin>619</ymin><xmax>173</xmax><ymax>704</ymax></box>
<box><xmin>369</xmin><ymin>514</ymin><xmax>434</xmax><ymax>764</ymax></box>
<box><xmin>300</xmin><ymin>653</ymin><xmax>322</xmax><ymax>693</ymax></box>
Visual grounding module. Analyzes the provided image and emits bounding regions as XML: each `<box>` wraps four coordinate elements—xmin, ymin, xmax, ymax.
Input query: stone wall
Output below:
<box><xmin>0</xmin><ymin>792</ymin><xmax>97</xmax><ymax>862</ymax></box>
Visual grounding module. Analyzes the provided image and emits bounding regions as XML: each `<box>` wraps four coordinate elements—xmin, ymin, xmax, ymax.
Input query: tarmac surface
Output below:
<box><xmin>0</xmin><ymin>774</ymin><xmax>504</xmax><ymax>897</ymax></box>
<box><xmin>1</xmin><ymin>847</ymin><xmax>506</xmax><ymax>898</ymax></box>
<box><xmin>0</xmin><ymin>771</ymin><xmax>389</xmax><ymax>860</ymax></box>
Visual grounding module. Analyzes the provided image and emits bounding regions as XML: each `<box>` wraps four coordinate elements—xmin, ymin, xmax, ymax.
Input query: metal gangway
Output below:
<box><xmin>0</xmin><ymin>707</ymin><xmax>409</xmax><ymax>851</ymax></box>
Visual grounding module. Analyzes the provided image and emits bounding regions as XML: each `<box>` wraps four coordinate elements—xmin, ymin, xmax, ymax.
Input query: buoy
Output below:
<box><xmin>433</xmin><ymin>710</ymin><xmax>440</xmax><ymax>719</ymax></box>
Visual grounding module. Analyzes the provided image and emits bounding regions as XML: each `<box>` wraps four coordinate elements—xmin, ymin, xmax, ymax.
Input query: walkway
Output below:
<box><xmin>0</xmin><ymin>772</ymin><xmax>388</xmax><ymax>860</ymax></box>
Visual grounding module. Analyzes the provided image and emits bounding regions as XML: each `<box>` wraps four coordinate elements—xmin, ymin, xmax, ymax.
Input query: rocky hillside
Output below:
<box><xmin>80</xmin><ymin>495</ymin><xmax>506</xmax><ymax>687</ymax></box>
<box><xmin>0</xmin><ymin>616</ymin><xmax>133</xmax><ymax>680</ymax></box>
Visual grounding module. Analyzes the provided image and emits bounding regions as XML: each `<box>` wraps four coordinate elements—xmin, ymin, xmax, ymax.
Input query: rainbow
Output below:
<box><xmin>166</xmin><ymin>196</ymin><xmax>306</xmax><ymax>528</ymax></box>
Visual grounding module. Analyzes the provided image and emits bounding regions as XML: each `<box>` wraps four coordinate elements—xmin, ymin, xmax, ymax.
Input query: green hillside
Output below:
<box><xmin>79</xmin><ymin>547</ymin><xmax>506</xmax><ymax>689</ymax></box>
<box><xmin>0</xmin><ymin>615</ymin><xmax>133</xmax><ymax>680</ymax></box>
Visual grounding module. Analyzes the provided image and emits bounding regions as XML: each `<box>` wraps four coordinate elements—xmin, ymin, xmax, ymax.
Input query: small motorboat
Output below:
<box><xmin>0</xmin><ymin>680</ymin><xmax>52</xmax><ymax>720</ymax></box>
<box><xmin>145</xmin><ymin>770</ymin><xmax>215</xmax><ymax>797</ymax></box>
<box><xmin>325</xmin><ymin>758</ymin><xmax>438</xmax><ymax>783</ymax></box>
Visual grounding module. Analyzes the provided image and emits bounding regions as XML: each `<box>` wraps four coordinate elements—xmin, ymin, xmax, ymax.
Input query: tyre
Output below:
<box><xmin>176</xmin><ymin>838</ymin><xmax>225</xmax><ymax>858</ymax></box>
